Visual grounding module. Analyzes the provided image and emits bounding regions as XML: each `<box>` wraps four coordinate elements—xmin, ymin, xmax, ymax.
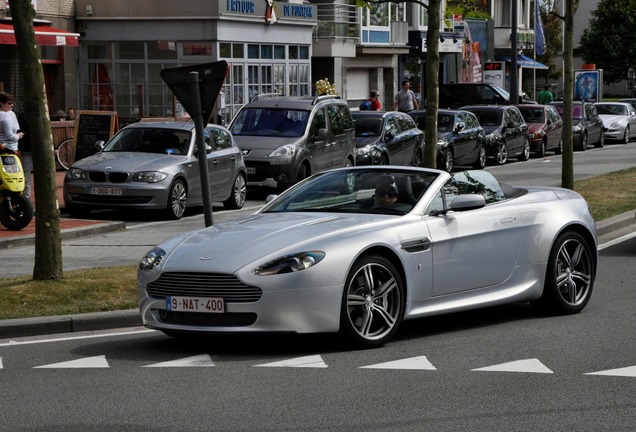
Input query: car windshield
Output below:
<box><xmin>354</xmin><ymin>117</ymin><xmax>383</xmax><ymax>137</ymax></box>
<box><xmin>519</xmin><ymin>108</ymin><xmax>545</xmax><ymax>123</ymax></box>
<box><xmin>596</xmin><ymin>104</ymin><xmax>628</xmax><ymax>116</ymax></box>
<box><xmin>471</xmin><ymin>110</ymin><xmax>502</xmax><ymax>126</ymax></box>
<box><xmin>230</xmin><ymin>108</ymin><xmax>310</xmax><ymax>137</ymax></box>
<box><xmin>553</xmin><ymin>104</ymin><xmax>584</xmax><ymax>119</ymax></box>
<box><xmin>262</xmin><ymin>168</ymin><xmax>440</xmax><ymax>216</ymax></box>
<box><xmin>102</xmin><ymin>128</ymin><xmax>191</xmax><ymax>155</ymax></box>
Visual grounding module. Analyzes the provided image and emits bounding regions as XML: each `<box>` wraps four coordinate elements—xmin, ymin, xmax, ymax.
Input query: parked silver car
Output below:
<box><xmin>64</xmin><ymin>121</ymin><xmax>247</xmax><ymax>219</ymax></box>
<box><xmin>594</xmin><ymin>102</ymin><xmax>636</xmax><ymax>144</ymax></box>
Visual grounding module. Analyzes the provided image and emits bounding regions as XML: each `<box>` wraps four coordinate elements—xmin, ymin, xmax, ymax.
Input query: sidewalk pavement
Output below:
<box><xmin>0</xmin><ymin>172</ymin><xmax>635</xmax><ymax>340</ymax></box>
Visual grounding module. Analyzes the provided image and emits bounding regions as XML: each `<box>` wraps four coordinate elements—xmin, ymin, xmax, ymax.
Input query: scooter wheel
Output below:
<box><xmin>0</xmin><ymin>195</ymin><xmax>34</xmax><ymax>231</ymax></box>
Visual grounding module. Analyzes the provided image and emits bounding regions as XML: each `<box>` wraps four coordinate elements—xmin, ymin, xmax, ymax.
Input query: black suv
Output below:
<box><xmin>550</xmin><ymin>101</ymin><xmax>605</xmax><ymax>150</ymax></box>
<box><xmin>229</xmin><ymin>95</ymin><xmax>356</xmax><ymax>190</ymax></box>
<box><xmin>439</xmin><ymin>83</ymin><xmax>537</xmax><ymax>109</ymax></box>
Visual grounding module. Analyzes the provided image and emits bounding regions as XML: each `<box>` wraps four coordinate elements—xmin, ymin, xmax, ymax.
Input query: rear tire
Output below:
<box><xmin>595</xmin><ymin>130</ymin><xmax>605</xmax><ymax>148</ymax></box>
<box><xmin>472</xmin><ymin>145</ymin><xmax>486</xmax><ymax>169</ymax></box>
<box><xmin>0</xmin><ymin>195</ymin><xmax>34</xmax><ymax>230</ymax></box>
<box><xmin>223</xmin><ymin>173</ymin><xmax>246</xmax><ymax>210</ymax></box>
<box><xmin>165</xmin><ymin>179</ymin><xmax>186</xmax><ymax>220</ymax></box>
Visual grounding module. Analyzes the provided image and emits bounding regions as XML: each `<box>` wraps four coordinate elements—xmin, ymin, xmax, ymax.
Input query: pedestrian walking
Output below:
<box><xmin>0</xmin><ymin>91</ymin><xmax>24</xmax><ymax>152</ymax></box>
<box><xmin>393</xmin><ymin>80</ymin><xmax>419</xmax><ymax>113</ymax></box>
<box><xmin>537</xmin><ymin>85</ymin><xmax>553</xmax><ymax>105</ymax></box>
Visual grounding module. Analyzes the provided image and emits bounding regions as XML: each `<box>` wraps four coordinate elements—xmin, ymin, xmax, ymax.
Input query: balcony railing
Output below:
<box><xmin>313</xmin><ymin>2</ymin><xmax>359</xmax><ymax>40</ymax></box>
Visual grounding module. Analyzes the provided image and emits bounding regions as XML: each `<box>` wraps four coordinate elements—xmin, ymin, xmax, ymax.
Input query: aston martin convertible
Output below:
<box><xmin>138</xmin><ymin>166</ymin><xmax>597</xmax><ymax>348</ymax></box>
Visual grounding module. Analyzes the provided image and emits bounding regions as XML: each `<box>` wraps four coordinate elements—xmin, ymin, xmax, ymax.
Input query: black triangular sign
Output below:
<box><xmin>160</xmin><ymin>61</ymin><xmax>229</xmax><ymax>124</ymax></box>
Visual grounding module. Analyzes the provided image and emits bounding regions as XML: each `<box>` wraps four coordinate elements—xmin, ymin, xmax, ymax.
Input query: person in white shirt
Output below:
<box><xmin>0</xmin><ymin>91</ymin><xmax>24</xmax><ymax>152</ymax></box>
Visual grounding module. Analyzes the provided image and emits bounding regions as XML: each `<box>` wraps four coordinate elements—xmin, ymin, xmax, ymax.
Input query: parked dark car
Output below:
<box><xmin>409</xmin><ymin>109</ymin><xmax>487</xmax><ymax>172</ymax></box>
<box><xmin>352</xmin><ymin>111</ymin><xmax>424</xmax><ymax>166</ymax></box>
<box><xmin>461</xmin><ymin>105</ymin><xmax>530</xmax><ymax>165</ymax></box>
<box><xmin>438</xmin><ymin>83</ymin><xmax>537</xmax><ymax>109</ymax></box>
<box><xmin>550</xmin><ymin>101</ymin><xmax>604</xmax><ymax>151</ymax></box>
<box><xmin>516</xmin><ymin>104</ymin><xmax>564</xmax><ymax>157</ymax></box>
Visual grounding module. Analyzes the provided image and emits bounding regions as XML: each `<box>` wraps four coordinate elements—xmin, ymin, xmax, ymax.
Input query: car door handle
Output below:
<box><xmin>500</xmin><ymin>217</ymin><xmax>514</xmax><ymax>224</ymax></box>
<box><xmin>211</xmin><ymin>159</ymin><xmax>219</xmax><ymax>165</ymax></box>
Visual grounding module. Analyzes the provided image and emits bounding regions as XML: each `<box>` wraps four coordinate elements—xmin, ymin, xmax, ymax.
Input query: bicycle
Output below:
<box><xmin>56</xmin><ymin>137</ymin><xmax>75</xmax><ymax>170</ymax></box>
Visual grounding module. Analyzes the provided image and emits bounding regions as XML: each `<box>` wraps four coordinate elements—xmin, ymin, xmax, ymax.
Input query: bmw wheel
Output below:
<box><xmin>518</xmin><ymin>137</ymin><xmax>531</xmax><ymax>161</ymax></box>
<box><xmin>440</xmin><ymin>149</ymin><xmax>454</xmax><ymax>172</ymax></box>
<box><xmin>340</xmin><ymin>254</ymin><xmax>405</xmax><ymax>348</ymax></box>
<box><xmin>223</xmin><ymin>173</ymin><xmax>246</xmax><ymax>210</ymax></box>
<box><xmin>165</xmin><ymin>179</ymin><xmax>187</xmax><ymax>220</ymax></box>
<box><xmin>495</xmin><ymin>142</ymin><xmax>508</xmax><ymax>165</ymax></box>
<box><xmin>532</xmin><ymin>231</ymin><xmax>594</xmax><ymax>315</ymax></box>
<box><xmin>472</xmin><ymin>145</ymin><xmax>486</xmax><ymax>169</ymax></box>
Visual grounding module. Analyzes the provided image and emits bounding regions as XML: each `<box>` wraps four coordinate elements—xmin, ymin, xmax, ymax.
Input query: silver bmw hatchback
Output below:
<box><xmin>63</xmin><ymin>120</ymin><xmax>247</xmax><ymax>219</ymax></box>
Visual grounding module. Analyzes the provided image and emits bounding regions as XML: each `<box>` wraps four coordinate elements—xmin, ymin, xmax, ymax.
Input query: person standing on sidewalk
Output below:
<box><xmin>393</xmin><ymin>80</ymin><xmax>419</xmax><ymax>113</ymax></box>
<box><xmin>0</xmin><ymin>91</ymin><xmax>24</xmax><ymax>152</ymax></box>
<box><xmin>537</xmin><ymin>85</ymin><xmax>553</xmax><ymax>105</ymax></box>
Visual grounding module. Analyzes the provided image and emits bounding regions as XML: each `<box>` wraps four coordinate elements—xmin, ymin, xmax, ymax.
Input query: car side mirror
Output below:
<box><xmin>94</xmin><ymin>140</ymin><xmax>105</xmax><ymax>151</ymax></box>
<box><xmin>314</xmin><ymin>128</ymin><xmax>328</xmax><ymax>141</ymax></box>
<box><xmin>450</xmin><ymin>194</ymin><xmax>486</xmax><ymax>212</ymax></box>
<box><xmin>454</xmin><ymin>124</ymin><xmax>464</xmax><ymax>133</ymax></box>
<box><xmin>384</xmin><ymin>131</ymin><xmax>394</xmax><ymax>141</ymax></box>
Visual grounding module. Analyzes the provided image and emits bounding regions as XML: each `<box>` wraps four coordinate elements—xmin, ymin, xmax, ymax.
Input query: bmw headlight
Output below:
<box><xmin>356</xmin><ymin>145</ymin><xmax>373</xmax><ymax>156</ymax></box>
<box><xmin>132</xmin><ymin>171</ymin><xmax>168</xmax><ymax>183</ymax></box>
<box><xmin>139</xmin><ymin>247</ymin><xmax>166</xmax><ymax>271</ymax></box>
<box><xmin>253</xmin><ymin>251</ymin><xmax>325</xmax><ymax>275</ymax></box>
<box><xmin>67</xmin><ymin>168</ymin><xmax>86</xmax><ymax>180</ymax></box>
<box><xmin>269</xmin><ymin>144</ymin><xmax>295</xmax><ymax>157</ymax></box>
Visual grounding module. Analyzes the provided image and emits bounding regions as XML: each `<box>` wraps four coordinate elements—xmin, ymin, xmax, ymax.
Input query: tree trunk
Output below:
<box><xmin>561</xmin><ymin>0</ymin><xmax>578</xmax><ymax>190</ymax></box>
<box><xmin>9</xmin><ymin>0</ymin><xmax>63</xmax><ymax>279</ymax></box>
<box><xmin>423</xmin><ymin>0</ymin><xmax>441</xmax><ymax>169</ymax></box>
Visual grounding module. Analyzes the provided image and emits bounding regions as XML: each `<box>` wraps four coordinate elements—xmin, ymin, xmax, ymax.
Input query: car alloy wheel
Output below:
<box><xmin>555</xmin><ymin>139</ymin><xmax>563</xmax><ymax>155</ymax></box>
<box><xmin>578</xmin><ymin>132</ymin><xmax>587</xmax><ymax>151</ymax></box>
<box><xmin>340</xmin><ymin>254</ymin><xmax>404</xmax><ymax>348</ymax></box>
<box><xmin>595</xmin><ymin>130</ymin><xmax>605</xmax><ymax>148</ymax></box>
<box><xmin>441</xmin><ymin>149</ymin><xmax>454</xmax><ymax>172</ymax></box>
<box><xmin>472</xmin><ymin>145</ymin><xmax>486</xmax><ymax>169</ymax></box>
<box><xmin>495</xmin><ymin>142</ymin><xmax>508</xmax><ymax>165</ymax></box>
<box><xmin>223</xmin><ymin>173</ymin><xmax>246</xmax><ymax>210</ymax></box>
<box><xmin>537</xmin><ymin>140</ymin><xmax>546</xmax><ymax>158</ymax></box>
<box><xmin>623</xmin><ymin>126</ymin><xmax>630</xmax><ymax>144</ymax></box>
<box><xmin>518</xmin><ymin>137</ymin><xmax>530</xmax><ymax>161</ymax></box>
<box><xmin>166</xmin><ymin>179</ymin><xmax>187</xmax><ymax>220</ymax></box>
<box><xmin>532</xmin><ymin>231</ymin><xmax>594</xmax><ymax>315</ymax></box>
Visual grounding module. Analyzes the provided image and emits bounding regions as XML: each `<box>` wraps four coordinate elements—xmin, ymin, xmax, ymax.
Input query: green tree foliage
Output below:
<box><xmin>579</xmin><ymin>0</ymin><xmax>636</xmax><ymax>83</ymax></box>
<box><xmin>537</xmin><ymin>0</ymin><xmax>564</xmax><ymax>82</ymax></box>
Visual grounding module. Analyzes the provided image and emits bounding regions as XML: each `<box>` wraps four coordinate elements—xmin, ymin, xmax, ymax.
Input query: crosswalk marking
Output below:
<box><xmin>472</xmin><ymin>358</ymin><xmax>553</xmax><ymax>374</ymax></box>
<box><xmin>585</xmin><ymin>365</ymin><xmax>636</xmax><ymax>377</ymax></box>
<box><xmin>34</xmin><ymin>355</ymin><xmax>110</xmax><ymax>369</ymax></box>
<box><xmin>360</xmin><ymin>356</ymin><xmax>437</xmax><ymax>370</ymax></box>
<box><xmin>254</xmin><ymin>355</ymin><xmax>328</xmax><ymax>368</ymax></box>
<box><xmin>143</xmin><ymin>354</ymin><xmax>215</xmax><ymax>368</ymax></box>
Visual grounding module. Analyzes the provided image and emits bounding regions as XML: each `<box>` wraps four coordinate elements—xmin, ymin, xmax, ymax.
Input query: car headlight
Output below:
<box><xmin>436</xmin><ymin>139</ymin><xmax>448</xmax><ymax>149</ymax></box>
<box><xmin>356</xmin><ymin>145</ymin><xmax>373</xmax><ymax>156</ymax></box>
<box><xmin>67</xmin><ymin>168</ymin><xmax>86</xmax><ymax>180</ymax></box>
<box><xmin>269</xmin><ymin>144</ymin><xmax>295</xmax><ymax>157</ymax></box>
<box><xmin>139</xmin><ymin>247</ymin><xmax>166</xmax><ymax>271</ymax></box>
<box><xmin>253</xmin><ymin>251</ymin><xmax>326</xmax><ymax>275</ymax></box>
<box><xmin>573</xmin><ymin>125</ymin><xmax>581</xmax><ymax>133</ymax></box>
<box><xmin>610</xmin><ymin>121</ymin><xmax>621</xmax><ymax>129</ymax></box>
<box><xmin>132</xmin><ymin>171</ymin><xmax>168</xmax><ymax>183</ymax></box>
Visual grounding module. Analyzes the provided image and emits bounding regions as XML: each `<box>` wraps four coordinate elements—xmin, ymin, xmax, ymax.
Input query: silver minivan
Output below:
<box><xmin>229</xmin><ymin>95</ymin><xmax>356</xmax><ymax>190</ymax></box>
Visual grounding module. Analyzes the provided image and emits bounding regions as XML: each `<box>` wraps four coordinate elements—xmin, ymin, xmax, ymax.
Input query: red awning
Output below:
<box><xmin>0</xmin><ymin>23</ymin><xmax>79</xmax><ymax>47</ymax></box>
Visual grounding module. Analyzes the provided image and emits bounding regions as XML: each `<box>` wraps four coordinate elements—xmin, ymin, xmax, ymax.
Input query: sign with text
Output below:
<box><xmin>73</xmin><ymin>110</ymin><xmax>119</xmax><ymax>162</ymax></box>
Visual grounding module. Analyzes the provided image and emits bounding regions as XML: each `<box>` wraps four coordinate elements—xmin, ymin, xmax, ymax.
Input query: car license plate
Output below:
<box><xmin>247</xmin><ymin>167</ymin><xmax>256</xmax><ymax>174</ymax></box>
<box><xmin>166</xmin><ymin>296</ymin><xmax>225</xmax><ymax>313</ymax></box>
<box><xmin>90</xmin><ymin>187</ymin><xmax>123</xmax><ymax>196</ymax></box>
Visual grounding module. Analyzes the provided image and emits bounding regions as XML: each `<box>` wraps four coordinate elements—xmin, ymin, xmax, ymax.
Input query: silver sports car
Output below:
<box><xmin>138</xmin><ymin>166</ymin><xmax>597</xmax><ymax>347</ymax></box>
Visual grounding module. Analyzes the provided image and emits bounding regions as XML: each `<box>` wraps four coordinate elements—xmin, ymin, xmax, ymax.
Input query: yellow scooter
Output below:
<box><xmin>0</xmin><ymin>144</ymin><xmax>34</xmax><ymax>230</ymax></box>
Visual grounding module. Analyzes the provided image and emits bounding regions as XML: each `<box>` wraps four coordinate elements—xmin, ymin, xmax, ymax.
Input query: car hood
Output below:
<box><xmin>355</xmin><ymin>136</ymin><xmax>381</xmax><ymax>148</ymax></box>
<box><xmin>72</xmin><ymin>151</ymin><xmax>186</xmax><ymax>172</ymax></box>
<box><xmin>598</xmin><ymin>114</ymin><xmax>626</xmax><ymax>124</ymax></box>
<box><xmin>233</xmin><ymin>135</ymin><xmax>304</xmax><ymax>157</ymax></box>
<box><xmin>158</xmin><ymin>212</ymin><xmax>391</xmax><ymax>273</ymax></box>
<box><xmin>482</xmin><ymin>125</ymin><xmax>502</xmax><ymax>135</ymax></box>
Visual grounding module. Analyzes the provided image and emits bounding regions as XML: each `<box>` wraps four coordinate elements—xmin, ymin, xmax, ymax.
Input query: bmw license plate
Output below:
<box><xmin>166</xmin><ymin>296</ymin><xmax>225</xmax><ymax>313</ymax></box>
<box><xmin>90</xmin><ymin>187</ymin><xmax>122</xmax><ymax>196</ymax></box>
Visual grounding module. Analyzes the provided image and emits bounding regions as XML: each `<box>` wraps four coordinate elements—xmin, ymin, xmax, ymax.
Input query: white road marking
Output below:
<box><xmin>254</xmin><ymin>355</ymin><xmax>328</xmax><ymax>368</ymax></box>
<box><xmin>585</xmin><ymin>365</ymin><xmax>636</xmax><ymax>377</ymax></box>
<box><xmin>360</xmin><ymin>356</ymin><xmax>437</xmax><ymax>370</ymax></box>
<box><xmin>34</xmin><ymin>355</ymin><xmax>110</xmax><ymax>369</ymax></box>
<box><xmin>472</xmin><ymin>358</ymin><xmax>553</xmax><ymax>374</ymax></box>
<box><xmin>0</xmin><ymin>357</ymin><xmax>3</xmax><ymax>369</ymax></box>
<box><xmin>143</xmin><ymin>354</ymin><xmax>215</xmax><ymax>368</ymax></box>
<box><xmin>0</xmin><ymin>328</ymin><xmax>155</xmax><ymax>347</ymax></box>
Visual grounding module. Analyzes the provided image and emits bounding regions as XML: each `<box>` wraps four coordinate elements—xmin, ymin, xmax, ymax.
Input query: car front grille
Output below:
<box><xmin>87</xmin><ymin>171</ymin><xmax>129</xmax><ymax>183</ymax></box>
<box><xmin>146</xmin><ymin>272</ymin><xmax>262</xmax><ymax>303</ymax></box>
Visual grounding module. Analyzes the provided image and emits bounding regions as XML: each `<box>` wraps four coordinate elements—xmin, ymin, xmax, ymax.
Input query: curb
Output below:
<box><xmin>0</xmin><ymin>220</ymin><xmax>126</xmax><ymax>249</ymax></box>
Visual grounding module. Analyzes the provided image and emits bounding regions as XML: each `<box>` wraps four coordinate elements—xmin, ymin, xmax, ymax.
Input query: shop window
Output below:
<box><xmin>299</xmin><ymin>46</ymin><xmax>309</xmax><ymax>59</ymax></box>
<box><xmin>274</xmin><ymin>45</ymin><xmax>285</xmax><ymax>59</ymax></box>
<box><xmin>248</xmin><ymin>44</ymin><xmax>259</xmax><ymax>59</ymax></box>
<box><xmin>183</xmin><ymin>42</ymin><xmax>213</xmax><ymax>56</ymax></box>
<box><xmin>220</xmin><ymin>43</ymin><xmax>232</xmax><ymax>58</ymax></box>
<box><xmin>40</xmin><ymin>46</ymin><xmax>62</xmax><ymax>65</ymax></box>
<box><xmin>149</xmin><ymin>41</ymin><xmax>178</xmax><ymax>59</ymax></box>
<box><xmin>261</xmin><ymin>45</ymin><xmax>273</xmax><ymax>59</ymax></box>
<box><xmin>233</xmin><ymin>44</ymin><xmax>244</xmax><ymax>58</ymax></box>
<box><xmin>115</xmin><ymin>41</ymin><xmax>145</xmax><ymax>60</ymax></box>
<box><xmin>289</xmin><ymin>46</ymin><xmax>298</xmax><ymax>60</ymax></box>
<box><xmin>86</xmin><ymin>42</ymin><xmax>112</xmax><ymax>60</ymax></box>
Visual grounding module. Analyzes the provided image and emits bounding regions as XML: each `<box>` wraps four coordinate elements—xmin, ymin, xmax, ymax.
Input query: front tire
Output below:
<box><xmin>622</xmin><ymin>126</ymin><xmax>629</xmax><ymax>144</ymax></box>
<box><xmin>518</xmin><ymin>137</ymin><xmax>531</xmax><ymax>161</ymax></box>
<box><xmin>472</xmin><ymin>145</ymin><xmax>486</xmax><ymax>169</ymax></box>
<box><xmin>440</xmin><ymin>149</ymin><xmax>454</xmax><ymax>172</ymax></box>
<box><xmin>495</xmin><ymin>142</ymin><xmax>508</xmax><ymax>165</ymax></box>
<box><xmin>577</xmin><ymin>132</ymin><xmax>587</xmax><ymax>151</ymax></box>
<box><xmin>165</xmin><ymin>179</ymin><xmax>186</xmax><ymax>220</ymax></box>
<box><xmin>223</xmin><ymin>173</ymin><xmax>246</xmax><ymax>210</ymax></box>
<box><xmin>340</xmin><ymin>254</ymin><xmax>404</xmax><ymax>348</ymax></box>
<box><xmin>595</xmin><ymin>130</ymin><xmax>605</xmax><ymax>148</ymax></box>
<box><xmin>532</xmin><ymin>231</ymin><xmax>594</xmax><ymax>315</ymax></box>
<box><xmin>0</xmin><ymin>195</ymin><xmax>34</xmax><ymax>230</ymax></box>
